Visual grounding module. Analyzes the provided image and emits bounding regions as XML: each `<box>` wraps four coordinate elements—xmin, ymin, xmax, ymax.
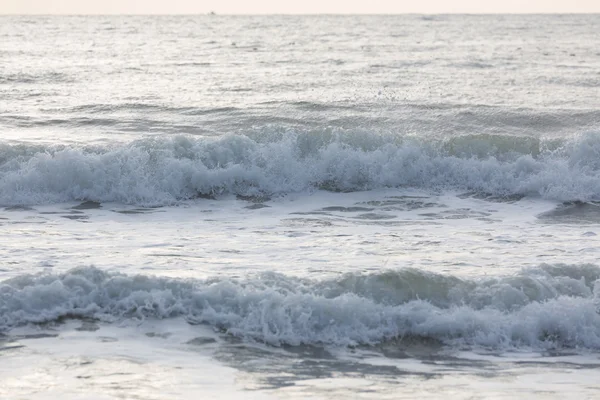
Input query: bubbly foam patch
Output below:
<box><xmin>2</xmin><ymin>265</ymin><xmax>600</xmax><ymax>349</ymax></box>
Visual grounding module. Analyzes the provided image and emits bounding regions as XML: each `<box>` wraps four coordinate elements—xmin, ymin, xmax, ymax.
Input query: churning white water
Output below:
<box><xmin>1</xmin><ymin>14</ymin><xmax>600</xmax><ymax>399</ymax></box>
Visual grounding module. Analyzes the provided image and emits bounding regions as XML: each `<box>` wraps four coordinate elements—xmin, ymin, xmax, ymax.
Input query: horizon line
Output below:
<box><xmin>1</xmin><ymin>12</ymin><xmax>600</xmax><ymax>16</ymax></box>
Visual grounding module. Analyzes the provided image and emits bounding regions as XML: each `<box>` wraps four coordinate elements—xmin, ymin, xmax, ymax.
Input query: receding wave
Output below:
<box><xmin>1</xmin><ymin>264</ymin><xmax>599</xmax><ymax>349</ymax></box>
<box><xmin>2</xmin><ymin>130</ymin><xmax>600</xmax><ymax>206</ymax></box>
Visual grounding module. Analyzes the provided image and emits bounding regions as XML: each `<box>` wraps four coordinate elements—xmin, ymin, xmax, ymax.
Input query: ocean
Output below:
<box><xmin>1</xmin><ymin>14</ymin><xmax>600</xmax><ymax>399</ymax></box>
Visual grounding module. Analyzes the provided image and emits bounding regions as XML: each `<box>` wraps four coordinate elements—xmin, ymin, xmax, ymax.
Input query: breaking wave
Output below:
<box><xmin>2</xmin><ymin>130</ymin><xmax>600</xmax><ymax>206</ymax></box>
<box><xmin>1</xmin><ymin>264</ymin><xmax>600</xmax><ymax>349</ymax></box>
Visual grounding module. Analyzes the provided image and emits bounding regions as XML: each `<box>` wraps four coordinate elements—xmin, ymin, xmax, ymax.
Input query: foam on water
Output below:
<box><xmin>2</xmin><ymin>130</ymin><xmax>600</xmax><ymax>206</ymax></box>
<box><xmin>2</xmin><ymin>264</ymin><xmax>600</xmax><ymax>350</ymax></box>
<box><xmin>2</xmin><ymin>14</ymin><xmax>600</xmax><ymax>399</ymax></box>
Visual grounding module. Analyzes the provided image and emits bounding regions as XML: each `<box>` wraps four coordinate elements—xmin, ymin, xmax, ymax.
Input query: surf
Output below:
<box><xmin>2</xmin><ymin>130</ymin><xmax>600</xmax><ymax>206</ymax></box>
<box><xmin>2</xmin><ymin>264</ymin><xmax>600</xmax><ymax>349</ymax></box>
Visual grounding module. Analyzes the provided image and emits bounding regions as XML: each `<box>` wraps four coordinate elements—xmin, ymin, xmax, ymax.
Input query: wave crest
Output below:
<box><xmin>2</xmin><ymin>130</ymin><xmax>600</xmax><ymax>205</ymax></box>
<box><xmin>2</xmin><ymin>264</ymin><xmax>600</xmax><ymax>349</ymax></box>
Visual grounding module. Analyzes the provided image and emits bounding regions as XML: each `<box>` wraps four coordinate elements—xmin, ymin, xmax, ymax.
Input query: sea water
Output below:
<box><xmin>1</xmin><ymin>15</ymin><xmax>600</xmax><ymax>399</ymax></box>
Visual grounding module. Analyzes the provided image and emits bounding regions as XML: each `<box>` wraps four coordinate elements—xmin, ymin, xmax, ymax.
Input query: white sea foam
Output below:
<box><xmin>2</xmin><ymin>131</ymin><xmax>600</xmax><ymax>206</ymax></box>
<box><xmin>2</xmin><ymin>265</ymin><xmax>600</xmax><ymax>349</ymax></box>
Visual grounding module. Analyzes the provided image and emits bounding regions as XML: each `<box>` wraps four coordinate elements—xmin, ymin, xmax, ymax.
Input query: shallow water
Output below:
<box><xmin>1</xmin><ymin>14</ymin><xmax>600</xmax><ymax>399</ymax></box>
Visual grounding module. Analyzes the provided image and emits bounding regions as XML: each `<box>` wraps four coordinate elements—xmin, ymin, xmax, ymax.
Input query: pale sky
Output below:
<box><xmin>2</xmin><ymin>0</ymin><xmax>600</xmax><ymax>14</ymax></box>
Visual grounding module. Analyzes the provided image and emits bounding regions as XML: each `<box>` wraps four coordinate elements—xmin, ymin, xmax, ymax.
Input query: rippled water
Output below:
<box><xmin>1</xmin><ymin>15</ymin><xmax>600</xmax><ymax>400</ymax></box>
